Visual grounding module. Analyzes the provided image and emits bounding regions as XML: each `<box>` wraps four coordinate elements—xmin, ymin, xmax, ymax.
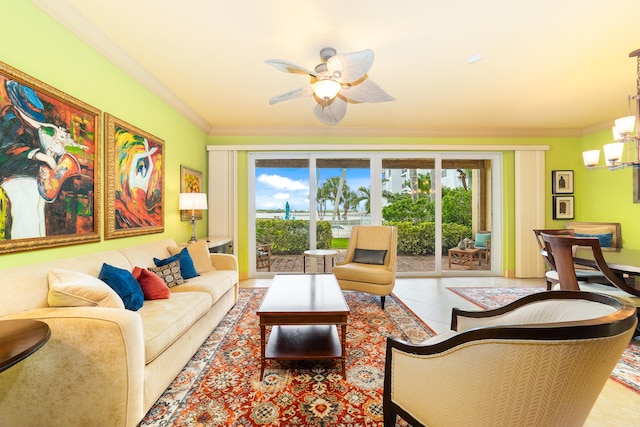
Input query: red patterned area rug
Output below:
<box><xmin>141</xmin><ymin>288</ymin><xmax>435</xmax><ymax>426</ymax></box>
<box><xmin>447</xmin><ymin>286</ymin><xmax>640</xmax><ymax>395</ymax></box>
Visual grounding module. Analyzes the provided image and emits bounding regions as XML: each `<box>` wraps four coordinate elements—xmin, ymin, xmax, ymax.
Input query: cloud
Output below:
<box><xmin>257</xmin><ymin>174</ymin><xmax>307</xmax><ymax>191</ymax></box>
<box><xmin>273</xmin><ymin>193</ymin><xmax>289</xmax><ymax>200</ymax></box>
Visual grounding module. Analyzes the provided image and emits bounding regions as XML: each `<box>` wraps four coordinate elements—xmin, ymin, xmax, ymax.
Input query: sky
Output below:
<box><xmin>255</xmin><ymin>168</ymin><xmax>371</xmax><ymax>211</ymax></box>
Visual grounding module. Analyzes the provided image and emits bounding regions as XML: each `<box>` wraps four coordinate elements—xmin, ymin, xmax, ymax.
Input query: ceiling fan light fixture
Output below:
<box><xmin>313</xmin><ymin>79</ymin><xmax>341</xmax><ymax>100</ymax></box>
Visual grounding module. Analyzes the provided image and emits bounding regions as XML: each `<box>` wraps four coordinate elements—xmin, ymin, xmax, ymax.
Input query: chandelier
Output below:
<box><xmin>583</xmin><ymin>49</ymin><xmax>640</xmax><ymax>169</ymax></box>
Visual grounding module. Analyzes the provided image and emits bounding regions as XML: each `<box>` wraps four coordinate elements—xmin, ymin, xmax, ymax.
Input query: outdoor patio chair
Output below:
<box><xmin>383</xmin><ymin>290</ymin><xmax>637</xmax><ymax>427</ymax></box>
<box><xmin>256</xmin><ymin>243</ymin><xmax>271</xmax><ymax>271</ymax></box>
<box><xmin>333</xmin><ymin>225</ymin><xmax>397</xmax><ymax>309</ymax></box>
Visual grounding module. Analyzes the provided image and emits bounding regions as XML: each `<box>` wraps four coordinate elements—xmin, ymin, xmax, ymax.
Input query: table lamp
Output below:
<box><xmin>179</xmin><ymin>192</ymin><xmax>208</xmax><ymax>243</ymax></box>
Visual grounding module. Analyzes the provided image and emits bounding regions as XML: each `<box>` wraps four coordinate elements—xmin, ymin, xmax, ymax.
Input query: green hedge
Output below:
<box><xmin>256</xmin><ymin>219</ymin><xmax>332</xmax><ymax>255</ymax></box>
<box><xmin>385</xmin><ymin>221</ymin><xmax>472</xmax><ymax>255</ymax></box>
<box><xmin>256</xmin><ymin>218</ymin><xmax>471</xmax><ymax>256</ymax></box>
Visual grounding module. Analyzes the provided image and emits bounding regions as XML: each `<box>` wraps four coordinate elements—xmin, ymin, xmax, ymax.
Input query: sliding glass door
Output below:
<box><xmin>249</xmin><ymin>152</ymin><xmax>500</xmax><ymax>277</ymax></box>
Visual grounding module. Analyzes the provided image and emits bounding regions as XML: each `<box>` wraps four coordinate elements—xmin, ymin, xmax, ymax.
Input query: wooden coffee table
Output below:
<box><xmin>257</xmin><ymin>274</ymin><xmax>350</xmax><ymax>379</ymax></box>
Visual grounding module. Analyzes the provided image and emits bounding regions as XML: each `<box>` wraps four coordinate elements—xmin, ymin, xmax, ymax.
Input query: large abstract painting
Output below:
<box><xmin>0</xmin><ymin>61</ymin><xmax>101</xmax><ymax>254</ymax></box>
<box><xmin>105</xmin><ymin>113</ymin><xmax>164</xmax><ymax>239</ymax></box>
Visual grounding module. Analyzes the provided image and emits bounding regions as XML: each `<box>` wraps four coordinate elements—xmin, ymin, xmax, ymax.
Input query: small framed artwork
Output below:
<box><xmin>104</xmin><ymin>113</ymin><xmax>164</xmax><ymax>239</ymax></box>
<box><xmin>553</xmin><ymin>196</ymin><xmax>574</xmax><ymax>220</ymax></box>
<box><xmin>180</xmin><ymin>166</ymin><xmax>203</xmax><ymax>221</ymax></box>
<box><xmin>552</xmin><ymin>170</ymin><xmax>574</xmax><ymax>194</ymax></box>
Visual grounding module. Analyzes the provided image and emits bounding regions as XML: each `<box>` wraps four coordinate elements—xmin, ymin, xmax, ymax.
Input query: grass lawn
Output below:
<box><xmin>331</xmin><ymin>238</ymin><xmax>349</xmax><ymax>249</ymax></box>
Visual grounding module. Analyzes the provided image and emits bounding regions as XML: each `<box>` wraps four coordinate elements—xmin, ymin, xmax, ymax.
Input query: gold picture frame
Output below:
<box><xmin>0</xmin><ymin>61</ymin><xmax>101</xmax><ymax>254</ymax></box>
<box><xmin>180</xmin><ymin>165</ymin><xmax>204</xmax><ymax>221</ymax></box>
<box><xmin>104</xmin><ymin>113</ymin><xmax>164</xmax><ymax>239</ymax></box>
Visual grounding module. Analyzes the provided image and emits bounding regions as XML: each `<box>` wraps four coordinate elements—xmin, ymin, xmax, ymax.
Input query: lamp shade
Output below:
<box><xmin>614</xmin><ymin>115</ymin><xmax>636</xmax><ymax>135</ymax></box>
<box><xmin>313</xmin><ymin>79</ymin><xmax>341</xmax><ymax>100</ymax></box>
<box><xmin>603</xmin><ymin>142</ymin><xmax>624</xmax><ymax>165</ymax></box>
<box><xmin>179</xmin><ymin>192</ymin><xmax>208</xmax><ymax>211</ymax></box>
<box><xmin>582</xmin><ymin>150</ymin><xmax>600</xmax><ymax>167</ymax></box>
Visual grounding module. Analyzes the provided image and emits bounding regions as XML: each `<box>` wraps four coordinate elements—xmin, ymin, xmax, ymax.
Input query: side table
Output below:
<box><xmin>303</xmin><ymin>249</ymin><xmax>338</xmax><ymax>273</ymax></box>
<box><xmin>448</xmin><ymin>247</ymin><xmax>482</xmax><ymax>270</ymax></box>
<box><xmin>0</xmin><ymin>319</ymin><xmax>51</xmax><ymax>373</ymax></box>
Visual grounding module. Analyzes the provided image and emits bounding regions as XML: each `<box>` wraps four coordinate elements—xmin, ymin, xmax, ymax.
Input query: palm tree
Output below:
<box><xmin>332</xmin><ymin>168</ymin><xmax>347</xmax><ymax>220</ymax></box>
<box><xmin>342</xmin><ymin>190</ymin><xmax>360</xmax><ymax>219</ymax></box>
<box><xmin>358</xmin><ymin>186</ymin><xmax>371</xmax><ymax>214</ymax></box>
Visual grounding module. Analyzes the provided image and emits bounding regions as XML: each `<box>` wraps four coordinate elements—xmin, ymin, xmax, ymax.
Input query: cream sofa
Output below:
<box><xmin>0</xmin><ymin>239</ymin><xmax>239</xmax><ymax>427</ymax></box>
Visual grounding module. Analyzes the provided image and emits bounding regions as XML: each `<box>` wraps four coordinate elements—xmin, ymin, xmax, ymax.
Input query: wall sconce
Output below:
<box><xmin>583</xmin><ymin>49</ymin><xmax>640</xmax><ymax>170</ymax></box>
<box><xmin>179</xmin><ymin>192</ymin><xmax>208</xmax><ymax>243</ymax></box>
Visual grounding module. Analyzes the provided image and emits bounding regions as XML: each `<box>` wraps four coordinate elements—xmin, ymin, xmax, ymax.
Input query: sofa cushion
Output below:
<box><xmin>148</xmin><ymin>260</ymin><xmax>185</xmax><ymax>287</ymax></box>
<box><xmin>133</xmin><ymin>267</ymin><xmax>170</xmax><ymax>300</ymax></box>
<box><xmin>170</xmin><ymin>270</ymin><xmax>238</xmax><ymax>304</ymax></box>
<box><xmin>47</xmin><ymin>269</ymin><xmax>125</xmax><ymax>309</ymax></box>
<box><xmin>154</xmin><ymin>247</ymin><xmax>199</xmax><ymax>279</ymax></box>
<box><xmin>168</xmin><ymin>240</ymin><xmax>215</xmax><ymax>274</ymax></box>
<box><xmin>137</xmin><ymin>291</ymin><xmax>212</xmax><ymax>363</ymax></box>
<box><xmin>99</xmin><ymin>263</ymin><xmax>144</xmax><ymax>311</ymax></box>
<box><xmin>352</xmin><ymin>248</ymin><xmax>387</xmax><ymax>265</ymax></box>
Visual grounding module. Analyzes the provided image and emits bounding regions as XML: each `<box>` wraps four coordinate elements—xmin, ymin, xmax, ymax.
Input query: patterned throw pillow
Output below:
<box><xmin>148</xmin><ymin>260</ymin><xmax>185</xmax><ymax>287</ymax></box>
<box><xmin>154</xmin><ymin>247</ymin><xmax>199</xmax><ymax>279</ymax></box>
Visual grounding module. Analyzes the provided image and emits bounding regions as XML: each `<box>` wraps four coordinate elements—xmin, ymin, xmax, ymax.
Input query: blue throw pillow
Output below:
<box><xmin>575</xmin><ymin>232</ymin><xmax>614</xmax><ymax>248</ymax></box>
<box><xmin>98</xmin><ymin>263</ymin><xmax>144</xmax><ymax>311</ymax></box>
<box><xmin>154</xmin><ymin>247</ymin><xmax>199</xmax><ymax>279</ymax></box>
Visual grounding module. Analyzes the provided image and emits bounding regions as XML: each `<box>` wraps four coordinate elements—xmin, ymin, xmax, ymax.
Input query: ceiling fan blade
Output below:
<box><xmin>269</xmin><ymin>86</ymin><xmax>314</xmax><ymax>105</ymax></box>
<box><xmin>313</xmin><ymin>97</ymin><xmax>348</xmax><ymax>125</ymax></box>
<box><xmin>326</xmin><ymin>49</ymin><xmax>374</xmax><ymax>83</ymax></box>
<box><xmin>340</xmin><ymin>78</ymin><xmax>395</xmax><ymax>103</ymax></box>
<box><xmin>265</xmin><ymin>59</ymin><xmax>317</xmax><ymax>77</ymax></box>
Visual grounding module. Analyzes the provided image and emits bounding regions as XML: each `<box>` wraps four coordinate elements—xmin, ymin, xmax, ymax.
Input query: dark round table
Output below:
<box><xmin>0</xmin><ymin>319</ymin><xmax>51</xmax><ymax>373</ymax></box>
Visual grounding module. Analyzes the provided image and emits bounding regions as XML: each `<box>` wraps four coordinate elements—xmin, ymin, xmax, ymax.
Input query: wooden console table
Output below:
<box><xmin>448</xmin><ymin>247</ymin><xmax>482</xmax><ymax>270</ymax></box>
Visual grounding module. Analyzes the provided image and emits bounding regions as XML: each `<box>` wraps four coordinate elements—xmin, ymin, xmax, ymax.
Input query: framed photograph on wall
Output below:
<box><xmin>552</xmin><ymin>170</ymin><xmax>574</xmax><ymax>194</ymax></box>
<box><xmin>180</xmin><ymin>166</ymin><xmax>203</xmax><ymax>221</ymax></box>
<box><xmin>0</xmin><ymin>60</ymin><xmax>101</xmax><ymax>254</ymax></box>
<box><xmin>553</xmin><ymin>196</ymin><xmax>574</xmax><ymax>220</ymax></box>
<box><xmin>104</xmin><ymin>113</ymin><xmax>164</xmax><ymax>239</ymax></box>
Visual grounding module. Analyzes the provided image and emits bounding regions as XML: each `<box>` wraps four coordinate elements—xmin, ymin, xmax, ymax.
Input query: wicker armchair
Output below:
<box><xmin>383</xmin><ymin>291</ymin><xmax>637</xmax><ymax>427</ymax></box>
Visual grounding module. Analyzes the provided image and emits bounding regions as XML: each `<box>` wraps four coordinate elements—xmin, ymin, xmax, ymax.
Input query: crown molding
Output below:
<box><xmin>31</xmin><ymin>0</ymin><xmax>211</xmax><ymax>133</ymax></box>
<box><xmin>207</xmin><ymin>126</ymin><xmax>583</xmax><ymax>138</ymax></box>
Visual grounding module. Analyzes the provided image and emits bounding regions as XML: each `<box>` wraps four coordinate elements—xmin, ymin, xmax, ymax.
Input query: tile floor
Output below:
<box><xmin>241</xmin><ymin>275</ymin><xmax>640</xmax><ymax>426</ymax></box>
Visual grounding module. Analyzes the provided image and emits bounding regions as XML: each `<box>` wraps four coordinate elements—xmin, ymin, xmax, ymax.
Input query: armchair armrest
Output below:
<box><xmin>0</xmin><ymin>307</ymin><xmax>145</xmax><ymax>427</ymax></box>
<box><xmin>210</xmin><ymin>253</ymin><xmax>238</xmax><ymax>271</ymax></box>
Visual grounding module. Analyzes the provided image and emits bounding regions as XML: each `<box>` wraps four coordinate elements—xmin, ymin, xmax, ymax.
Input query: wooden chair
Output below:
<box><xmin>473</xmin><ymin>231</ymin><xmax>491</xmax><ymax>263</ymax></box>
<box><xmin>533</xmin><ymin>229</ymin><xmax>606</xmax><ymax>290</ymax></box>
<box><xmin>541</xmin><ymin>234</ymin><xmax>640</xmax><ymax>297</ymax></box>
<box><xmin>256</xmin><ymin>243</ymin><xmax>271</xmax><ymax>271</ymax></box>
<box><xmin>383</xmin><ymin>291</ymin><xmax>637</xmax><ymax>427</ymax></box>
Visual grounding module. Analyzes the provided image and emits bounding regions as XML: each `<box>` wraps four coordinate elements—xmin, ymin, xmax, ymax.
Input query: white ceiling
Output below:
<box><xmin>33</xmin><ymin>0</ymin><xmax>640</xmax><ymax>137</ymax></box>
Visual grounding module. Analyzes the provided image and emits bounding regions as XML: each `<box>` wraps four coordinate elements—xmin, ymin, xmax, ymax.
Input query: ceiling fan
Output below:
<box><xmin>265</xmin><ymin>47</ymin><xmax>395</xmax><ymax>125</ymax></box>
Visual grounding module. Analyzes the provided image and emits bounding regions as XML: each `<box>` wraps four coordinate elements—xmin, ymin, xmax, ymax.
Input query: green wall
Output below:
<box><xmin>0</xmin><ymin>1</ymin><xmax>209</xmax><ymax>269</ymax></box>
<box><xmin>578</xmin><ymin>129</ymin><xmax>640</xmax><ymax>248</ymax></box>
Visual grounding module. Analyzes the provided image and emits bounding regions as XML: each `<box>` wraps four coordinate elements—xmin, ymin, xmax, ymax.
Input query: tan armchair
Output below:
<box><xmin>383</xmin><ymin>291</ymin><xmax>637</xmax><ymax>427</ymax></box>
<box><xmin>333</xmin><ymin>225</ymin><xmax>397</xmax><ymax>309</ymax></box>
